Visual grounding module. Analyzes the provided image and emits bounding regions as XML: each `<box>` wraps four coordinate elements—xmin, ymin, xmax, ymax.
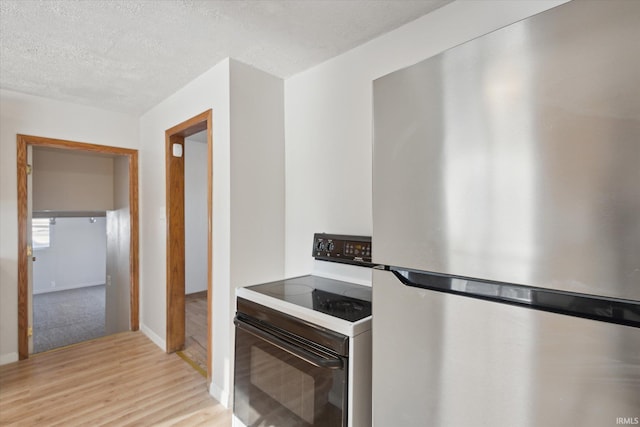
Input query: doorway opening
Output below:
<box><xmin>165</xmin><ymin>110</ymin><xmax>212</xmax><ymax>383</ymax></box>
<box><xmin>31</xmin><ymin>213</ymin><xmax>108</xmax><ymax>353</ymax></box>
<box><xmin>17</xmin><ymin>134</ymin><xmax>139</xmax><ymax>360</ymax></box>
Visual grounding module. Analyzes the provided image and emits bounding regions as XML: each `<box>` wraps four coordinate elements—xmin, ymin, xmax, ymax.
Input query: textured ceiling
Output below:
<box><xmin>0</xmin><ymin>0</ymin><xmax>450</xmax><ymax>115</ymax></box>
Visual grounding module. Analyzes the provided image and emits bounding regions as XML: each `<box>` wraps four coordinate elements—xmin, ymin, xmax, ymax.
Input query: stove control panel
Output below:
<box><xmin>313</xmin><ymin>233</ymin><xmax>373</xmax><ymax>267</ymax></box>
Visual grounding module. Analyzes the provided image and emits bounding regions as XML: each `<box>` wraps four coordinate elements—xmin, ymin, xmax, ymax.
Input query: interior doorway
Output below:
<box><xmin>16</xmin><ymin>134</ymin><xmax>139</xmax><ymax>360</ymax></box>
<box><xmin>181</xmin><ymin>130</ymin><xmax>209</xmax><ymax>373</ymax></box>
<box><xmin>31</xmin><ymin>214</ymin><xmax>108</xmax><ymax>353</ymax></box>
<box><xmin>165</xmin><ymin>110</ymin><xmax>213</xmax><ymax>383</ymax></box>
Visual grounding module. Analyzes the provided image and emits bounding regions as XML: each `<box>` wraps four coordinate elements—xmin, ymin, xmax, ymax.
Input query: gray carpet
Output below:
<box><xmin>33</xmin><ymin>284</ymin><xmax>105</xmax><ymax>353</ymax></box>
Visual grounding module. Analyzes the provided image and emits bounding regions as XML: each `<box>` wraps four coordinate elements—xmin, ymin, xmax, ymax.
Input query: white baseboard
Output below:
<box><xmin>33</xmin><ymin>281</ymin><xmax>105</xmax><ymax>295</ymax></box>
<box><xmin>210</xmin><ymin>382</ymin><xmax>230</xmax><ymax>409</ymax></box>
<box><xmin>140</xmin><ymin>324</ymin><xmax>166</xmax><ymax>351</ymax></box>
<box><xmin>0</xmin><ymin>352</ymin><xmax>19</xmax><ymax>366</ymax></box>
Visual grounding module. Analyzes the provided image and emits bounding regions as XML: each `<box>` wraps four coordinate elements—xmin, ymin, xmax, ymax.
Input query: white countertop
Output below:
<box><xmin>236</xmin><ymin>284</ymin><xmax>372</xmax><ymax>338</ymax></box>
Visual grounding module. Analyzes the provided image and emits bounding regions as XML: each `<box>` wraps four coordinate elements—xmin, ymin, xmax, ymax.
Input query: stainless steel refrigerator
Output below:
<box><xmin>372</xmin><ymin>1</ymin><xmax>640</xmax><ymax>426</ymax></box>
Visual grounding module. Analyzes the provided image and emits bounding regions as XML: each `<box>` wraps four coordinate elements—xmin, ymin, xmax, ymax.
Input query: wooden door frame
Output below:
<box><xmin>16</xmin><ymin>134</ymin><xmax>139</xmax><ymax>360</ymax></box>
<box><xmin>165</xmin><ymin>110</ymin><xmax>213</xmax><ymax>382</ymax></box>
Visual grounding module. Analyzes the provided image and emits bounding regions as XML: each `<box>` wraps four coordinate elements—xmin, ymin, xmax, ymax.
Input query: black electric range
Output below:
<box><xmin>244</xmin><ymin>275</ymin><xmax>372</xmax><ymax>322</ymax></box>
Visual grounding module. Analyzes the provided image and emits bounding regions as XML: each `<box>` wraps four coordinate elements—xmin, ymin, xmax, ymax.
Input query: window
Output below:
<box><xmin>32</xmin><ymin>218</ymin><xmax>51</xmax><ymax>249</ymax></box>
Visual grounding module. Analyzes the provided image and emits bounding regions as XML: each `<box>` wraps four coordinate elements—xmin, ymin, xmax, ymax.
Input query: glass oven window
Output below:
<box><xmin>234</xmin><ymin>325</ymin><xmax>347</xmax><ymax>426</ymax></box>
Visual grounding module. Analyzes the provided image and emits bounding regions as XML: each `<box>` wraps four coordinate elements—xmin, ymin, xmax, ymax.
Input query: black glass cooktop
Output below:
<box><xmin>246</xmin><ymin>275</ymin><xmax>372</xmax><ymax>322</ymax></box>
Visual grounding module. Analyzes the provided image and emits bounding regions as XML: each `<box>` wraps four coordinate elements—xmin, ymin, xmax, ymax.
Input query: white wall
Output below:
<box><xmin>229</xmin><ymin>59</ymin><xmax>285</xmax><ymax>291</ymax></box>
<box><xmin>284</xmin><ymin>0</ymin><xmax>569</xmax><ymax>283</ymax></box>
<box><xmin>138</xmin><ymin>59</ymin><xmax>232</xmax><ymax>403</ymax></box>
<box><xmin>229</xmin><ymin>58</ymin><xmax>285</xmax><ymax>403</ymax></box>
<box><xmin>185</xmin><ymin>133</ymin><xmax>208</xmax><ymax>295</ymax></box>
<box><xmin>139</xmin><ymin>58</ymin><xmax>284</xmax><ymax>407</ymax></box>
<box><xmin>0</xmin><ymin>89</ymin><xmax>138</xmax><ymax>365</ymax></box>
<box><xmin>32</xmin><ymin>217</ymin><xmax>107</xmax><ymax>294</ymax></box>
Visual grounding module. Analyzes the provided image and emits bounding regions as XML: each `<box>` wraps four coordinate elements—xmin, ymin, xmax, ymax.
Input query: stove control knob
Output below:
<box><xmin>327</xmin><ymin>241</ymin><xmax>335</xmax><ymax>252</ymax></box>
<box><xmin>316</xmin><ymin>240</ymin><xmax>325</xmax><ymax>251</ymax></box>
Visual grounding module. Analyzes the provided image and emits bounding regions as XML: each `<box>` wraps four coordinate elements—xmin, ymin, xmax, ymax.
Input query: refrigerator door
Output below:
<box><xmin>372</xmin><ymin>0</ymin><xmax>640</xmax><ymax>300</ymax></box>
<box><xmin>372</xmin><ymin>269</ymin><xmax>640</xmax><ymax>427</ymax></box>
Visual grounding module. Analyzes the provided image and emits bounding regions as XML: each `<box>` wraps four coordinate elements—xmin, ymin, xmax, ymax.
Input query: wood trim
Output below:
<box><xmin>16</xmin><ymin>134</ymin><xmax>137</xmax><ymax>156</ymax></box>
<box><xmin>16</xmin><ymin>137</ymin><xmax>28</xmax><ymax>360</ymax></box>
<box><xmin>165</xmin><ymin>134</ymin><xmax>186</xmax><ymax>353</ymax></box>
<box><xmin>164</xmin><ymin>110</ymin><xmax>213</xmax><ymax>385</ymax></box>
<box><xmin>16</xmin><ymin>134</ymin><xmax>139</xmax><ymax>359</ymax></box>
<box><xmin>165</xmin><ymin>110</ymin><xmax>209</xmax><ymax>137</ymax></box>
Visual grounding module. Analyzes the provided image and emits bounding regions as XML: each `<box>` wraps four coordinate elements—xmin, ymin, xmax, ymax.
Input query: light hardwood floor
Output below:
<box><xmin>0</xmin><ymin>331</ymin><xmax>231</xmax><ymax>426</ymax></box>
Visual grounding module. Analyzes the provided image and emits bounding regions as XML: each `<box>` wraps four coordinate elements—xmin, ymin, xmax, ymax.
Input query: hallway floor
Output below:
<box><xmin>183</xmin><ymin>291</ymin><xmax>208</xmax><ymax>375</ymax></box>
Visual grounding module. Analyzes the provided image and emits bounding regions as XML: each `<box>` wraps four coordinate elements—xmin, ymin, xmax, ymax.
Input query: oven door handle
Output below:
<box><xmin>234</xmin><ymin>317</ymin><xmax>344</xmax><ymax>370</ymax></box>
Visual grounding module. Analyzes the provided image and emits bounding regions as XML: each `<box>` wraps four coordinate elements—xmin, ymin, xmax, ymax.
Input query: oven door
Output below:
<box><xmin>234</xmin><ymin>314</ymin><xmax>348</xmax><ymax>427</ymax></box>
